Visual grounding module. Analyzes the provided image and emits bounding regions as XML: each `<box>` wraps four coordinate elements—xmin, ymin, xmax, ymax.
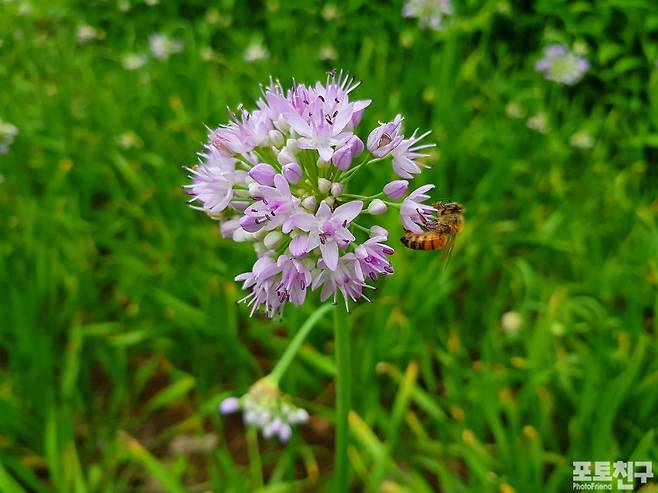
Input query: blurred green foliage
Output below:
<box><xmin>0</xmin><ymin>0</ymin><xmax>657</xmax><ymax>491</ymax></box>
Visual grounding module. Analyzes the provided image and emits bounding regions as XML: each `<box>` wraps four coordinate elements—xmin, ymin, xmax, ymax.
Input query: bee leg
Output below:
<box><xmin>416</xmin><ymin>208</ymin><xmax>431</xmax><ymax>227</ymax></box>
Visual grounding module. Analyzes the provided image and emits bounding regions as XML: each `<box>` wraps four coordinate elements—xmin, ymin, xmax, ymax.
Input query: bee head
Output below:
<box><xmin>435</xmin><ymin>201</ymin><xmax>464</xmax><ymax>215</ymax></box>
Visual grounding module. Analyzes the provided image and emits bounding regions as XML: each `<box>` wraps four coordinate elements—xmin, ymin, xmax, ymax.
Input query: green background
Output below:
<box><xmin>1</xmin><ymin>0</ymin><xmax>657</xmax><ymax>491</ymax></box>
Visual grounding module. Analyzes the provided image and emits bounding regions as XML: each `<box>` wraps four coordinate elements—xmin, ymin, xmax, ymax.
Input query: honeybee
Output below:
<box><xmin>401</xmin><ymin>201</ymin><xmax>465</xmax><ymax>253</ymax></box>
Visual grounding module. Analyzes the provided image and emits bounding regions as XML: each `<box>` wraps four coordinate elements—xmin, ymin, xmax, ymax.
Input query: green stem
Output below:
<box><xmin>351</xmin><ymin>222</ymin><xmax>371</xmax><ymax>234</ymax></box>
<box><xmin>340</xmin><ymin>157</ymin><xmax>385</xmax><ymax>183</ymax></box>
<box><xmin>246</xmin><ymin>428</ymin><xmax>263</xmax><ymax>488</ymax></box>
<box><xmin>268</xmin><ymin>304</ymin><xmax>334</xmax><ymax>385</ymax></box>
<box><xmin>333</xmin><ymin>307</ymin><xmax>351</xmax><ymax>492</ymax></box>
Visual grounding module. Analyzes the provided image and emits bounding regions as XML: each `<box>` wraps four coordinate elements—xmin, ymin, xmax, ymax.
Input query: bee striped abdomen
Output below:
<box><xmin>401</xmin><ymin>232</ymin><xmax>448</xmax><ymax>250</ymax></box>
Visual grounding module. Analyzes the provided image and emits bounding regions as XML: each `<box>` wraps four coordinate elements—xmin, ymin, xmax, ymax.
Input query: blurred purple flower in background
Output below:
<box><xmin>403</xmin><ymin>0</ymin><xmax>454</xmax><ymax>31</ymax></box>
<box><xmin>535</xmin><ymin>44</ymin><xmax>589</xmax><ymax>85</ymax></box>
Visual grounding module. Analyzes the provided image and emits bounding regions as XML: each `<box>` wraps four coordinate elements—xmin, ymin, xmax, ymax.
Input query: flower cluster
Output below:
<box><xmin>185</xmin><ymin>70</ymin><xmax>437</xmax><ymax>317</ymax></box>
<box><xmin>403</xmin><ymin>0</ymin><xmax>454</xmax><ymax>31</ymax></box>
<box><xmin>535</xmin><ymin>44</ymin><xmax>589</xmax><ymax>85</ymax></box>
<box><xmin>0</xmin><ymin>120</ymin><xmax>18</xmax><ymax>154</ymax></box>
<box><xmin>220</xmin><ymin>379</ymin><xmax>309</xmax><ymax>442</ymax></box>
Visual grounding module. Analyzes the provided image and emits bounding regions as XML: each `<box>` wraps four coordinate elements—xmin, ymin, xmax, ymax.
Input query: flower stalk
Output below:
<box><xmin>333</xmin><ymin>306</ymin><xmax>351</xmax><ymax>492</ymax></box>
<box><xmin>268</xmin><ymin>304</ymin><xmax>334</xmax><ymax>385</ymax></box>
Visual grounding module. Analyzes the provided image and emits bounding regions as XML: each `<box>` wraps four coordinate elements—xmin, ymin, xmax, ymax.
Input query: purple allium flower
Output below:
<box><xmin>211</xmin><ymin>108</ymin><xmax>272</xmax><ymax>156</ymax></box>
<box><xmin>367</xmin><ymin>115</ymin><xmax>404</xmax><ymax>158</ymax></box>
<box><xmin>384</xmin><ymin>180</ymin><xmax>409</xmax><ymax>199</ymax></box>
<box><xmin>392</xmin><ymin>130</ymin><xmax>434</xmax><ymax>178</ymax></box>
<box><xmin>184</xmin><ymin>148</ymin><xmax>245</xmax><ymax>217</ymax></box>
<box><xmin>355</xmin><ymin>229</ymin><xmax>395</xmax><ymax>281</ymax></box>
<box><xmin>184</xmin><ymin>71</ymin><xmax>438</xmax><ymax>317</ymax></box>
<box><xmin>403</xmin><ymin>0</ymin><xmax>454</xmax><ymax>31</ymax></box>
<box><xmin>284</xmin><ymin>102</ymin><xmax>355</xmax><ymax>161</ymax></box>
<box><xmin>235</xmin><ymin>256</ymin><xmax>283</xmax><ymax>317</ymax></box>
<box><xmin>244</xmin><ymin>174</ymin><xmax>301</xmax><ymax>233</ymax></box>
<box><xmin>276</xmin><ymin>255</ymin><xmax>313</xmax><ymax>305</ymax></box>
<box><xmin>219</xmin><ymin>379</ymin><xmax>309</xmax><ymax>442</ymax></box>
<box><xmin>535</xmin><ymin>44</ymin><xmax>589</xmax><ymax>85</ymax></box>
<box><xmin>312</xmin><ymin>253</ymin><xmax>372</xmax><ymax>311</ymax></box>
<box><xmin>400</xmin><ymin>184</ymin><xmax>436</xmax><ymax>233</ymax></box>
<box><xmin>289</xmin><ymin>201</ymin><xmax>363</xmax><ymax>271</ymax></box>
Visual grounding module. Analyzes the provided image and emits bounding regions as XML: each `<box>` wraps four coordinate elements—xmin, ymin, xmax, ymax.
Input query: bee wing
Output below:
<box><xmin>440</xmin><ymin>232</ymin><xmax>457</xmax><ymax>269</ymax></box>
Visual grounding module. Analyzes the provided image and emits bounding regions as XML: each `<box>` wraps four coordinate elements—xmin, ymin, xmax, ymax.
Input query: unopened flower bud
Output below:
<box><xmin>277</xmin><ymin>114</ymin><xmax>290</xmax><ymax>133</ymax></box>
<box><xmin>233</xmin><ymin>227</ymin><xmax>252</xmax><ymax>242</ymax></box>
<box><xmin>277</xmin><ymin>148</ymin><xmax>295</xmax><ymax>165</ymax></box>
<box><xmin>220</xmin><ymin>218</ymin><xmax>241</xmax><ymax>238</ymax></box>
<box><xmin>285</xmin><ymin>138</ymin><xmax>299</xmax><ymax>153</ymax></box>
<box><xmin>264</xmin><ymin>231</ymin><xmax>282</xmax><ymax>249</ymax></box>
<box><xmin>248</xmin><ymin>182</ymin><xmax>261</xmax><ymax>196</ymax></box>
<box><xmin>219</xmin><ymin>397</ymin><xmax>240</xmax><ymax>415</ymax></box>
<box><xmin>324</xmin><ymin>196</ymin><xmax>335</xmax><ymax>206</ymax></box>
<box><xmin>348</xmin><ymin>135</ymin><xmax>364</xmax><ymax>157</ymax></box>
<box><xmin>332</xmin><ymin>144</ymin><xmax>353</xmax><ymax>170</ymax></box>
<box><xmin>367</xmin><ymin>199</ymin><xmax>387</xmax><ymax>215</ymax></box>
<box><xmin>367</xmin><ymin>115</ymin><xmax>404</xmax><ymax>157</ymax></box>
<box><xmin>302</xmin><ymin>195</ymin><xmax>317</xmax><ymax>210</ymax></box>
<box><xmin>383</xmin><ymin>179</ymin><xmax>409</xmax><ymax>199</ymax></box>
<box><xmin>331</xmin><ymin>182</ymin><xmax>344</xmax><ymax>197</ymax></box>
<box><xmin>283</xmin><ymin>162</ymin><xmax>302</xmax><ymax>184</ymax></box>
<box><xmin>268</xmin><ymin>130</ymin><xmax>284</xmax><ymax>147</ymax></box>
<box><xmin>316</xmin><ymin>157</ymin><xmax>329</xmax><ymax>169</ymax></box>
<box><xmin>249</xmin><ymin>163</ymin><xmax>276</xmax><ymax>186</ymax></box>
<box><xmin>318</xmin><ymin>178</ymin><xmax>332</xmax><ymax>193</ymax></box>
<box><xmin>370</xmin><ymin>225</ymin><xmax>389</xmax><ymax>239</ymax></box>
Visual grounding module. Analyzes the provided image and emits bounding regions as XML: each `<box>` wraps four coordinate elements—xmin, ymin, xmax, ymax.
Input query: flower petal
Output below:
<box><xmin>320</xmin><ymin>241</ymin><xmax>339</xmax><ymax>271</ymax></box>
<box><xmin>333</xmin><ymin>200</ymin><xmax>363</xmax><ymax>224</ymax></box>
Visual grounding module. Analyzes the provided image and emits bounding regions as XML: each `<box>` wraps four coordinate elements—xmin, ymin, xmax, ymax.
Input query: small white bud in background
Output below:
<box><xmin>324</xmin><ymin>196</ymin><xmax>335</xmax><ymax>206</ymax></box>
<box><xmin>501</xmin><ymin>311</ymin><xmax>522</xmax><ymax>335</ymax></box>
<box><xmin>316</xmin><ymin>157</ymin><xmax>329</xmax><ymax>169</ymax></box>
<box><xmin>248</xmin><ymin>182</ymin><xmax>261</xmax><ymax>196</ymax></box>
<box><xmin>330</xmin><ymin>182</ymin><xmax>344</xmax><ymax>197</ymax></box>
<box><xmin>318</xmin><ymin>178</ymin><xmax>332</xmax><ymax>194</ymax></box>
<box><xmin>302</xmin><ymin>196</ymin><xmax>317</xmax><ymax>211</ymax></box>
<box><xmin>367</xmin><ymin>199</ymin><xmax>387</xmax><ymax>215</ymax></box>
<box><xmin>264</xmin><ymin>231</ymin><xmax>282</xmax><ymax>249</ymax></box>
<box><xmin>268</xmin><ymin>130</ymin><xmax>284</xmax><ymax>147</ymax></box>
